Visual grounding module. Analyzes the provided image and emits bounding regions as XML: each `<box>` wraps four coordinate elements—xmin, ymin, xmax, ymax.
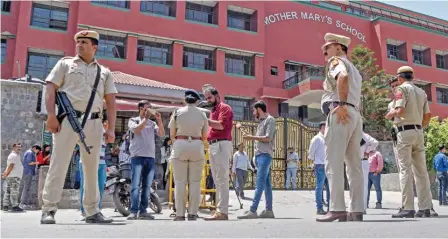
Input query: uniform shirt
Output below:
<box><xmin>308</xmin><ymin>132</ymin><xmax>326</xmax><ymax>165</ymax></box>
<box><xmin>368</xmin><ymin>151</ymin><xmax>384</xmax><ymax>173</ymax></box>
<box><xmin>321</xmin><ymin>55</ymin><xmax>362</xmax><ymax>108</ymax></box>
<box><xmin>22</xmin><ymin>149</ymin><xmax>36</xmax><ymax>176</ymax></box>
<box><xmin>388</xmin><ymin>100</ymin><xmax>401</xmax><ymax>125</ymax></box>
<box><xmin>433</xmin><ymin>152</ymin><xmax>448</xmax><ymax>172</ymax></box>
<box><xmin>254</xmin><ymin>114</ymin><xmax>276</xmax><ymax>156</ymax></box>
<box><xmin>207</xmin><ymin>102</ymin><xmax>233</xmax><ymax>141</ymax></box>
<box><xmin>287</xmin><ymin>152</ymin><xmax>300</xmax><ymax>169</ymax></box>
<box><xmin>6</xmin><ymin>151</ymin><xmax>23</xmax><ymax>179</ymax></box>
<box><xmin>232</xmin><ymin>151</ymin><xmax>252</xmax><ymax>173</ymax></box>
<box><xmin>360</xmin><ymin>132</ymin><xmax>379</xmax><ymax>158</ymax></box>
<box><xmin>169</xmin><ymin>104</ymin><xmax>209</xmax><ymax>138</ymax></box>
<box><xmin>393</xmin><ymin>81</ymin><xmax>430</xmax><ymax>126</ymax></box>
<box><xmin>45</xmin><ymin>55</ymin><xmax>118</xmax><ymax>113</ymax></box>
<box><xmin>128</xmin><ymin>117</ymin><xmax>159</xmax><ymax>158</ymax></box>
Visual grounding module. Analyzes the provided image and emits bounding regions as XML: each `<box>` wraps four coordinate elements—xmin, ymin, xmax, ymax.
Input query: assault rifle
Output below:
<box><xmin>56</xmin><ymin>91</ymin><xmax>92</xmax><ymax>154</ymax></box>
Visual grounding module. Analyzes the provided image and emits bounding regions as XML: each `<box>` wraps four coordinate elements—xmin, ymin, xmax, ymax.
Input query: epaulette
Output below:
<box><xmin>60</xmin><ymin>56</ymin><xmax>73</xmax><ymax>60</ymax></box>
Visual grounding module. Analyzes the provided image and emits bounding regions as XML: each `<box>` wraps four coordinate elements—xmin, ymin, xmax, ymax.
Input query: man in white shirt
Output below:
<box><xmin>285</xmin><ymin>147</ymin><xmax>300</xmax><ymax>190</ymax></box>
<box><xmin>232</xmin><ymin>142</ymin><xmax>253</xmax><ymax>199</ymax></box>
<box><xmin>360</xmin><ymin>125</ymin><xmax>379</xmax><ymax>213</ymax></box>
<box><xmin>309</xmin><ymin>122</ymin><xmax>329</xmax><ymax>215</ymax></box>
<box><xmin>2</xmin><ymin>143</ymin><xmax>24</xmax><ymax>212</ymax></box>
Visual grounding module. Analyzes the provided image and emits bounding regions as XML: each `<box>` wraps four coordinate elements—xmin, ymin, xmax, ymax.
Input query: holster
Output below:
<box><xmin>391</xmin><ymin>128</ymin><xmax>397</xmax><ymax>145</ymax></box>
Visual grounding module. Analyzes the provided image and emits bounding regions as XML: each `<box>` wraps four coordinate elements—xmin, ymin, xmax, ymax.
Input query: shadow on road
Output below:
<box><xmin>362</xmin><ymin>219</ymin><xmax>417</xmax><ymax>222</ymax></box>
<box><xmin>57</xmin><ymin>222</ymin><xmax>128</xmax><ymax>226</ymax></box>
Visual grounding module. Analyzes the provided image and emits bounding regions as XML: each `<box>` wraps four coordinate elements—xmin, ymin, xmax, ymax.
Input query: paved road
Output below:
<box><xmin>2</xmin><ymin>190</ymin><xmax>447</xmax><ymax>238</ymax></box>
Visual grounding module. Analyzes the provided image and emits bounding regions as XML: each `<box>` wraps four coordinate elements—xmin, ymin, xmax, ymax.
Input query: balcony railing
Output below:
<box><xmin>282</xmin><ymin>67</ymin><xmax>325</xmax><ymax>89</ymax></box>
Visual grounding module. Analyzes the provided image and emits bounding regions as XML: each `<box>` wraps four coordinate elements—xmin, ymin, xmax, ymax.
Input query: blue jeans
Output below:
<box><xmin>367</xmin><ymin>172</ymin><xmax>382</xmax><ymax>204</ymax></box>
<box><xmin>130</xmin><ymin>156</ymin><xmax>155</xmax><ymax>214</ymax></box>
<box><xmin>437</xmin><ymin>172</ymin><xmax>448</xmax><ymax>204</ymax></box>
<box><xmin>79</xmin><ymin>163</ymin><xmax>107</xmax><ymax>214</ymax></box>
<box><xmin>315</xmin><ymin>164</ymin><xmax>329</xmax><ymax>210</ymax></box>
<box><xmin>285</xmin><ymin>168</ymin><xmax>297</xmax><ymax>189</ymax></box>
<box><xmin>250</xmin><ymin>153</ymin><xmax>273</xmax><ymax>213</ymax></box>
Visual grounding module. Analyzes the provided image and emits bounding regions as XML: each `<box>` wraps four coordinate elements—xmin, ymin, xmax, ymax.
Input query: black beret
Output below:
<box><xmin>185</xmin><ymin>89</ymin><xmax>201</xmax><ymax>100</ymax></box>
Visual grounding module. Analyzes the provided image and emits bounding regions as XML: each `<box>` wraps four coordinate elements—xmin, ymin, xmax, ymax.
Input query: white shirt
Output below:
<box><xmin>360</xmin><ymin>132</ymin><xmax>378</xmax><ymax>159</ymax></box>
<box><xmin>7</xmin><ymin>151</ymin><xmax>23</xmax><ymax>179</ymax></box>
<box><xmin>160</xmin><ymin>146</ymin><xmax>171</xmax><ymax>164</ymax></box>
<box><xmin>287</xmin><ymin>152</ymin><xmax>300</xmax><ymax>168</ymax></box>
<box><xmin>232</xmin><ymin>151</ymin><xmax>253</xmax><ymax>173</ymax></box>
<box><xmin>308</xmin><ymin>132</ymin><xmax>326</xmax><ymax>165</ymax></box>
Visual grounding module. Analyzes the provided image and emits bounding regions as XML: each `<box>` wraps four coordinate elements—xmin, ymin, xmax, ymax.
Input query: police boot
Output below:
<box><xmin>348</xmin><ymin>212</ymin><xmax>363</xmax><ymax>221</ymax></box>
<box><xmin>41</xmin><ymin>211</ymin><xmax>56</xmax><ymax>224</ymax></box>
<box><xmin>431</xmin><ymin>208</ymin><xmax>439</xmax><ymax>217</ymax></box>
<box><xmin>85</xmin><ymin>212</ymin><xmax>113</xmax><ymax>223</ymax></box>
<box><xmin>415</xmin><ymin>209</ymin><xmax>431</xmax><ymax>218</ymax></box>
<box><xmin>391</xmin><ymin>209</ymin><xmax>415</xmax><ymax>218</ymax></box>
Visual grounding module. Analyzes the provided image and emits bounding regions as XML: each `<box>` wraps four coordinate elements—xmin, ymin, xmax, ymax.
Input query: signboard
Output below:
<box><xmin>42</xmin><ymin>122</ymin><xmax>53</xmax><ymax>147</ymax></box>
<box><xmin>264</xmin><ymin>11</ymin><xmax>367</xmax><ymax>43</ymax></box>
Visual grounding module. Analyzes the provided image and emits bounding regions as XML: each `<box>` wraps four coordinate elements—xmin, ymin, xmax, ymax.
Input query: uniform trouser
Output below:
<box><xmin>20</xmin><ymin>174</ymin><xmax>34</xmax><ymax>206</ymax></box>
<box><xmin>80</xmin><ymin>163</ymin><xmax>107</xmax><ymax>214</ymax></box>
<box><xmin>362</xmin><ymin>160</ymin><xmax>370</xmax><ymax>210</ymax></box>
<box><xmin>209</xmin><ymin>140</ymin><xmax>232</xmax><ymax>214</ymax></box>
<box><xmin>171</xmin><ymin>139</ymin><xmax>205</xmax><ymax>217</ymax></box>
<box><xmin>235</xmin><ymin>168</ymin><xmax>248</xmax><ymax>197</ymax></box>
<box><xmin>396</xmin><ymin>129</ymin><xmax>432</xmax><ymax>210</ymax></box>
<box><xmin>3</xmin><ymin>177</ymin><xmax>20</xmax><ymax>207</ymax></box>
<box><xmin>325</xmin><ymin>107</ymin><xmax>363</xmax><ymax>212</ymax></box>
<box><xmin>42</xmin><ymin>118</ymin><xmax>102</xmax><ymax>217</ymax></box>
<box><xmin>285</xmin><ymin>168</ymin><xmax>297</xmax><ymax>189</ymax></box>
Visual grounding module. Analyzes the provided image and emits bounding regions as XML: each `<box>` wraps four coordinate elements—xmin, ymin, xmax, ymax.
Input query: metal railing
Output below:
<box><xmin>282</xmin><ymin>67</ymin><xmax>325</xmax><ymax>89</ymax></box>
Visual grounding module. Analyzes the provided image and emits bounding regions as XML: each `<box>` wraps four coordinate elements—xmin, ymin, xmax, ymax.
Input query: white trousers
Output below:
<box><xmin>362</xmin><ymin>160</ymin><xmax>370</xmax><ymax>210</ymax></box>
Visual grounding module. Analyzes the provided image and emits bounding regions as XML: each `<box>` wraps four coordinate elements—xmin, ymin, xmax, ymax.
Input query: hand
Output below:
<box><xmin>105</xmin><ymin>129</ymin><xmax>115</xmax><ymax>144</ymax></box>
<box><xmin>235</xmin><ymin>123</ymin><xmax>242</xmax><ymax>129</ymax></box>
<box><xmin>1</xmin><ymin>173</ymin><xmax>6</xmax><ymax>179</ymax></box>
<box><xmin>144</xmin><ymin>109</ymin><xmax>151</xmax><ymax>119</ymax></box>
<box><xmin>155</xmin><ymin>112</ymin><xmax>162</xmax><ymax>121</ymax></box>
<box><xmin>46</xmin><ymin>115</ymin><xmax>60</xmax><ymax>133</ymax></box>
<box><xmin>385</xmin><ymin>111</ymin><xmax>394</xmax><ymax>120</ymax></box>
<box><xmin>242</xmin><ymin>134</ymin><xmax>251</xmax><ymax>140</ymax></box>
<box><xmin>331</xmin><ymin>105</ymin><xmax>350</xmax><ymax>124</ymax></box>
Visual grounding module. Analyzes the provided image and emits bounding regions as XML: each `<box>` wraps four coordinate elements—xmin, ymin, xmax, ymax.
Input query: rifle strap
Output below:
<box><xmin>81</xmin><ymin>65</ymin><xmax>101</xmax><ymax>129</ymax></box>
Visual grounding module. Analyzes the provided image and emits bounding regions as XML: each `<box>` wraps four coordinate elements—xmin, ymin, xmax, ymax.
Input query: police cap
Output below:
<box><xmin>397</xmin><ymin>66</ymin><xmax>414</xmax><ymax>74</ymax></box>
<box><xmin>74</xmin><ymin>30</ymin><xmax>100</xmax><ymax>42</ymax></box>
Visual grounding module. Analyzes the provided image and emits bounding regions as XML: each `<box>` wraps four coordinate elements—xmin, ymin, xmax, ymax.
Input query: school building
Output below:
<box><xmin>2</xmin><ymin>0</ymin><xmax>448</xmax><ymax>132</ymax></box>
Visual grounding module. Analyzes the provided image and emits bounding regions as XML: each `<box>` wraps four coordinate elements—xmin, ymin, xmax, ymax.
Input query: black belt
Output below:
<box><xmin>362</xmin><ymin>158</ymin><xmax>369</xmax><ymax>161</ymax></box>
<box><xmin>322</xmin><ymin>101</ymin><xmax>356</xmax><ymax>116</ymax></box>
<box><xmin>208</xmin><ymin>139</ymin><xmax>228</xmax><ymax>145</ymax></box>
<box><xmin>74</xmin><ymin>110</ymin><xmax>101</xmax><ymax>120</ymax></box>
<box><xmin>396</xmin><ymin>125</ymin><xmax>421</xmax><ymax>132</ymax></box>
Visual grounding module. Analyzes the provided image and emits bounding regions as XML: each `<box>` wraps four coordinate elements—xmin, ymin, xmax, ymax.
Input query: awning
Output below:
<box><xmin>116</xmin><ymin>99</ymin><xmax>184</xmax><ymax>113</ymax></box>
<box><xmin>1</xmin><ymin>31</ymin><xmax>16</xmax><ymax>39</ymax></box>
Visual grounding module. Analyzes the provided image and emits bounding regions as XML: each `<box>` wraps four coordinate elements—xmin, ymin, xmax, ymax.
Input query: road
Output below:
<box><xmin>2</xmin><ymin>190</ymin><xmax>447</xmax><ymax>238</ymax></box>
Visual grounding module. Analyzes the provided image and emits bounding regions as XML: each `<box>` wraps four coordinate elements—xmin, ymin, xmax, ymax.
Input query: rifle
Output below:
<box><xmin>56</xmin><ymin>91</ymin><xmax>92</xmax><ymax>154</ymax></box>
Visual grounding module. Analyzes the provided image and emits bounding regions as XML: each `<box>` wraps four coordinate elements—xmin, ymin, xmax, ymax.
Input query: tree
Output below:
<box><xmin>350</xmin><ymin>45</ymin><xmax>392</xmax><ymax>140</ymax></box>
<box><xmin>424</xmin><ymin>117</ymin><xmax>448</xmax><ymax>171</ymax></box>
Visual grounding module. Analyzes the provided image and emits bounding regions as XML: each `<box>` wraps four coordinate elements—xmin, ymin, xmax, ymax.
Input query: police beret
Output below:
<box><xmin>397</xmin><ymin>66</ymin><xmax>414</xmax><ymax>74</ymax></box>
<box><xmin>321</xmin><ymin>33</ymin><xmax>351</xmax><ymax>50</ymax></box>
<box><xmin>185</xmin><ymin>89</ymin><xmax>201</xmax><ymax>100</ymax></box>
<box><xmin>74</xmin><ymin>30</ymin><xmax>100</xmax><ymax>42</ymax></box>
<box><xmin>389</xmin><ymin>76</ymin><xmax>398</xmax><ymax>84</ymax></box>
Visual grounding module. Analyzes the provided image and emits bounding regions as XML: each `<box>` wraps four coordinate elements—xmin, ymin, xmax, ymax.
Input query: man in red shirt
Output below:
<box><xmin>202</xmin><ymin>85</ymin><xmax>233</xmax><ymax>221</ymax></box>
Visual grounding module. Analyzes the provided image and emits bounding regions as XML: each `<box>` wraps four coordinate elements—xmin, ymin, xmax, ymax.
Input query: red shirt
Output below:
<box><xmin>207</xmin><ymin>102</ymin><xmax>233</xmax><ymax>141</ymax></box>
<box><xmin>37</xmin><ymin>151</ymin><xmax>49</xmax><ymax>165</ymax></box>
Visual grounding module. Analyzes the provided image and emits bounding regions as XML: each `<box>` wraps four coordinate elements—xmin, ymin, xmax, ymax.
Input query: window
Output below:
<box><xmin>227</xmin><ymin>6</ymin><xmax>257</xmax><ymax>32</ymax></box>
<box><xmin>31</xmin><ymin>3</ymin><xmax>69</xmax><ymax>31</ymax></box>
<box><xmin>412</xmin><ymin>49</ymin><xmax>423</xmax><ymax>64</ymax></box>
<box><xmin>91</xmin><ymin>0</ymin><xmax>130</xmax><ymax>9</ymax></box>
<box><xmin>26</xmin><ymin>52</ymin><xmax>63</xmax><ymax>80</ymax></box>
<box><xmin>270</xmin><ymin>66</ymin><xmax>278</xmax><ymax>76</ymax></box>
<box><xmin>1</xmin><ymin>0</ymin><xmax>11</xmax><ymax>12</ymax></box>
<box><xmin>415</xmin><ymin>83</ymin><xmax>432</xmax><ymax>102</ymax></box>
<box><xmin>137</xmin><ymin>40</ymin><xmax>172</xmax><ymax>65</ymax></box>
<box><xmin>318</xmin><ymin>1</ymin><xmax>342</xmax><ymax>10</ymax></box>
<box><xmin>436</xmin><ymin>87</ymin><xmax>448</xmax><ymax>104</ymax></box>
<box><xmin>140</xmin><ymin>1</ymin><xmax>175</xmax><ymax>17</ymax></box>
<box><xmin>225</xmin><ymin>53</ymin><xmax>255</xmax><ymax>76</ymax></box>
<box><xmin>285</xmin><ymin>63</ymin><xmax>299</xmax><ymax>79</ymax></box>
<box><xmin>185</xmin><ymin>2</ymin><xmax>217</xmax><ymax>25</ymax></box>
<box><xmin>436</xmin><ymin>50</ymin><xmax>448</xmax><ymax>70</ymax></box>
<box><xmin>386</xmin><ymin>39</ymin><xmax>407</xmax><ymax>61</ymax></box>
<box><xmin>1</xmin><ymin>39</ymin><xmax>6</xmax><ymax>63</ymax></box>
<box><xmin>387</xmin><ymin>45</ymin><xmax>399</xmax><ymax>59</ymax></box>
<box><xmin>224</xmin><ymin>97</ymin><xmax>251</xmax><ymax>121</ymax></box>
<box><xmin>97</xmin><ymin>34</ymin><xmax>127</xmax><ymax>59</ymax></box>
<box><xmin>183</xmin><ymin>47</ymin><xmax>215</xmax><ymax>71</ymax></box>
<box><xmin>412</xmin><ymin>45</ymin><xmax>431</xmax><ymax>66</ymax></box>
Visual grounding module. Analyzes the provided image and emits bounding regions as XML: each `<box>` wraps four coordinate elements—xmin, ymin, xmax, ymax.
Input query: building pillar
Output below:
<box><xmin>176</xmin><ymin>0</ymin><xmax>186</xmax><ymax>20</ymax></box>
<box><xmin>129</xmin><ymin>0</ymin><xmax>139</xmax><ymax>12</ymax></box>
<box><xmin>216</xmin><ymin>49</ymin><xmax>225</xmax><ymax>74</ymax></box>
<box><xmin>173</xmin><ymin>42</ymin><xmax>183</xmax><ymax>68</ymax></box>
<box><xmin>406</xmin><ymin>43</ymin><xmax>413</xmax><ymax>63</ymax></box>
<box><xmin>127</xmin><ymin>35</ymin><xmax>138</xmax><ymax>65</ymax></box>
<box><xmin>255</xmin><ymin>55</ymin><xmax>263</xmax><ymax>80</ymax></box>
<box><xmin>217</xmin><ymin>1</ymin><xmax>228</xmax><ymax>29</ymax></box>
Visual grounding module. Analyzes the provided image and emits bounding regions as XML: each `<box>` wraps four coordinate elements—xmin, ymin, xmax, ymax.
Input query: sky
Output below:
<box><xmin>376</xmin><ymin>0</ymin><xmax>448</xmax><ymax>21</ymax></box>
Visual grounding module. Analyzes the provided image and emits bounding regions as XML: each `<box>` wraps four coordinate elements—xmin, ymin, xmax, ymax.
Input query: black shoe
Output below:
<box><xmin>187</xmin><ymin>214</ymin><xmax>198</xmax><ymax>221</ymax></box>
<box><xmin>41</xmin><ymin>211</ymin><xmax>56</xmax><ymax>224</ymax></box>
<box><xmin>375</xmin><ymin>202</ymin><xmax>382</xmax><ymax>209</ymax></box>
<box><xmin>431</xmin><ymin>208</ymin><xmax>439</xmax><ymax>217</ymax></box>
<box><xmin>316</xmin><ymin>208</ymin><xmax>326</xmax><ymax>215</ymax></box>
<box><xmin>2</xmin><ymin>206</ymin><xmax>9</xmax><ymax>211</ymax></box>
<box><xmin>392</xmin><ymin>209</ymin><xmax>415</xmax><ymax>218</ymax></box>
<box><xmin>11</xmin><ymin>206</ymin><xmax>24</xmax><ymax>212</ymax></box>
<box><xmin>415</xmin><ymin>209</ymin><xmax>431</xmax><ymax>218</ymax></box>
<box><xmin>85</xmin><ymin>212</ymin><xmax>113</xmax><ymax>223</ymax></box>
<box><xmin>138</xmin><ymin>212</ymin><xmax>155</xmax><ymax>220</ymax></box>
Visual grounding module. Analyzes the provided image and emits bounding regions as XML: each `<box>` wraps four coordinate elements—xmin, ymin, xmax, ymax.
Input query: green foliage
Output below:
<box><xmin>424</xmin><ymin>117</ymin><xmax>448</xmax><ymax>171</ymax></box>
<box><xmin>350</xmin><ymin>45</ymin><xmax>392</xmax><ymax>140</ymax></box>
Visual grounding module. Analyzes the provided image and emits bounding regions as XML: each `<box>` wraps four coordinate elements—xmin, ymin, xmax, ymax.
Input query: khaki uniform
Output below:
<box><xmin>322</xmin><ymin>55</ymin><xmax>364</xmax><ymax>213</ymax></box>
<box><xmin>168</xmin><ymin>104</ymin><xmax>209</xmax><ymax>217</ymax></box>
<box><xmin>394</xmin><ymin>81</ymin><xmax>431</xmax><ymax>210</ymax></box>
<box><xmin>42</xmin><ymin>55</ymin><xmax>117</xmax><ymax>216</ymax></box>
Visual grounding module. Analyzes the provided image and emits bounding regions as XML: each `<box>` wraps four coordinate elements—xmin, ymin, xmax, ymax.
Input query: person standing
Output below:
<box><xmin>367</xmin><ymin>149</ymin><xmax>384</xmax><ymax>209</ymax></box>
<box><xmin>237</xmin><ymin>100</ymin><xmax>276</xmax><ymax>219</ymax></box>
<box><xmin>37</xmin><ymin>144</ymin><xmax>51</xmax><ymax>168</ymax></box>
<box><xmin>317</xmin><ymin>33</ymin><xmax>364</xmax><ymax>222</ymax></box>
<box><xmin>127</xmin><ymin>100</ymin><xmax>165</xmax><ymax>220</ymax></box>
<box><xmin>169</xmin><ymin>89</ymin><xmax>208</xmax><ymax>221</ymax></box>
<box><xmin>433</xmin><ymin>144</ymin><xmax>448</xmax><ymax>206</ymax></box>
<box><xmin>360</xmin><ymin>130</ymin><xmax>379</xmax><ymax>212</ymax></box>
<box><xmin>386</xmin><ymin>66</ymin><xmax>434</xmax><ymax>218</ymax></box>
<box><xmin>232</xmin><ymin>142</ymin><xmax>253</xmax><ymax>199</ymax></box>
<box><xmin>309</xmin><ymin>122</ymin><xmax>329</xmax><ymax>215</ymax></box>
<box><xmin>161</xmin><ymin>137</ymin><xmax>172</xmax><ymax>190</ymax></box>
<box><xmin>20</xmin><ymin>144</ymin><xmax>41</xmax><ymax>209</ymax></box>
<box><xmin>202</xmin><ymin>85</ymin><xmax>233</xmax><ymax>221</ymax></box>
<box><xmin>41</xmin><ymin>30</ymin><xmax>117</xmax><ymax>224</ymax></box>
<box><xmin>2</xmin><ymin>143</ymin><xmax>24</xmax><ymax>212</ymax></box>
<box><xmin>285</xmin><ymin>147</ymin><xmax>299</xmax><ymax>190</ymax></box>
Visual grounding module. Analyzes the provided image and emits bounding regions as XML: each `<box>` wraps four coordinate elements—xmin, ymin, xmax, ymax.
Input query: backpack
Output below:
<box><xmin>124</xmin><ymin>118</ymin><xmax>140</xmax><ymax>155</ymax></box>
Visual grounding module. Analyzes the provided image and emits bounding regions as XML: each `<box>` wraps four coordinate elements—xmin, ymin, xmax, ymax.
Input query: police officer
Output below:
<box><xmin>317</xmin><ymin>33</ymin><xmax>364</xmax><ymax>222</ymax></box>
<box><xmin>41</xmin><ymin>30</ymin><xmax>117</xmax><ymax>224</ymax></box>
<box><xmin>387</xmin><ymin>66</ymin><xmax>434</xmax><ymax>218</ymax></box>
<box><xmin>168</xmin><ymin>89</ymin><xmax>209</xmax><ymax>221</ymax></box>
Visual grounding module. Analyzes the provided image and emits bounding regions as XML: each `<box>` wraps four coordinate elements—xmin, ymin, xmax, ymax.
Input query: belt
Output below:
<box><xmin>176</xmin><ymin>136</ymin><xmax>202</xmax><ymax>140</ymax></box>
<box><xmin>208</xmin><ymin>139</ymin><xmax>228</xmax><ymax>145</ymax></box>
<box><xmin>322</xmin><ymin>101</ymin><xmax>356</xmax><ymax>116</ymax></box>
<box><xmin>75</xmin><ymin>110</ymin><xmax>101</xmax><ymax>120</ymax></box>
<box><xmin>362</xmin><ymin>158</ymin><xmax>369</xmax><ymax>161</ymax></box>
<box><xmin>396</xmin><ymin>124</ymin><xmax>421</xmax><ymax>132</ymax></box>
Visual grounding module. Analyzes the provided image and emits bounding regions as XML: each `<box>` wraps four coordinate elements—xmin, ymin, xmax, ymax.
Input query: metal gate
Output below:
<box><xmin>232</xmin><ymin>117</ymin><xmax>319</xmax><ymax>190</ymax></box>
